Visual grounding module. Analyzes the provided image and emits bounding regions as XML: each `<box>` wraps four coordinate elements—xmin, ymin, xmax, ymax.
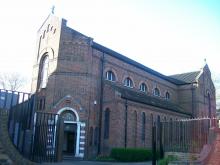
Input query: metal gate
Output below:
<box><xmin>32</xmin><ymin>112</ymin><xmax>63</xmax><ymax>162</ymax></box>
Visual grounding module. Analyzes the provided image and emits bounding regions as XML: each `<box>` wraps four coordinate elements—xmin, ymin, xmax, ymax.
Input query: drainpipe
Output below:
<box><xmin>124</xmin><ymin>99</ymin><xmax>128</xmax><ymax>148</ymax></box>
<box><xmin>98</xmin><ymin>52</ymin><xmax>104</xmax><ymax>154</ymax></box>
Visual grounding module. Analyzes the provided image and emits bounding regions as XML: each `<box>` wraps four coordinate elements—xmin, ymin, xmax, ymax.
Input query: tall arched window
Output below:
<box><xmin>94</xmin><ymin>127</ymin><xmax>98</xmax><ymax>146</ymax></box>
<box><xmin>165</xmin><ymin>92</ymin><xmax>170</xmax><ymax>100</ymax></box>
<box><xmin>124</xmin><ymin>77</ymin><xmax>133</xmax><ymax>88</ymax></box>
<box><xmin>154</xmin><ymin>88</ymin><xmax>160</xmax><ymax>97</ymax></box>
<box><xmin>104</xmin><ymin>108</ymin><xmax>110</xmax><ymax>139</ymax></box>
<box><xmin>157</xmin><ymin>116</ymin><xmax>160</xmax><ymax>141</ymax></box>
<box><xmin>133</xmin><ymin>111</ymin><xmax>137</xmax><ymax>147</ymax></box>
<box><xmin>40</xmin><ymin>55</ymin><xmax>49</xmax><ymax>88</ymax></box>
<box><xmin>106</xmin><ymin>70</ymin><xmax>116</xmax><ymax>81</ymax></box>
<box><xmin>208</xmin><ymin>93</ymin><xmax>211</xmax><ymax>118</ymax></box>
<box><xmin>141</xmin><ymin>112</ymin><xmax>146</xmax><ymax>141</ymax></box>
<box><xmin>140</xmin><ymin>83</ymin><xmax>147</xmax><ymax>92</ymax></box>
<box><xmin>164</xmin><ymin>116</ymin><xmax>167</xmax><ymax>122</ymax></box>
<box><xmin>89</xmin><ymin>127</ymin><xmax>93</xmax><ymax>146</ymax></box>
<box><xmin>151</xmin><ymin>114</ymin><xmax>154</xmax><ymax>126</ymax></box>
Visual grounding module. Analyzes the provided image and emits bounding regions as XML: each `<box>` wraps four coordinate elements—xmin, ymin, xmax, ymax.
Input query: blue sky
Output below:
<box><xmin>0</xmin><ymin>0</ymin><xmax>219</xmax><ymax>106</ymax></box>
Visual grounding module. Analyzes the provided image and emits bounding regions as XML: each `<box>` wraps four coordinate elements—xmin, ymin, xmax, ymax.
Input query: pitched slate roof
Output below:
<box><xmin>106</xmin><ymin>81</ymin><xmax>192</xmax><ymax>116</ymax></box>
<box><xmin>92</xmin><ymin>42</ymin><xmax>187</xmax><ymax>85</ymax></box>
<box><xmin>169</xmin><ymin>71</ymin><xmax>201</xmax><ymax>83</ymax></box>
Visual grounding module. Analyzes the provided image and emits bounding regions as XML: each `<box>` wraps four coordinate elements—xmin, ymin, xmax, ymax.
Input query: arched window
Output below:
<box><xmin>208</xmin><ymin>93</ymin><xmax>211</xmax><ymax>118</ymax></box>
<box><xmin>132</xmin><ymin>111</ymin><xmax>137</xmax><ymax>147</ymax></box>
<box><xmin>89</xmin><ymin>127</ymin><xmax>93</xmax><ymax>146</ymax></box>
<box><xmin>106</xmin><ymin>70</ymin><xmax>116</xmax><ymax>81</ymax></box>
<box><xmin>40</xmin><ymin>55</ymin><xmax>49</xmax><ymax>88</ymax></box>
<box><xmin>154</xmin><ymin>88</ymin><xmax>160</xmax><ymax>97</ymax></box>
<box><xmin>94</xmin><ymin>127</ymin><xmax>98</xmax><ymax>146</ymax></box>
<box><xmin>140</xmin><ymin>83</ymin><xmax>147</xmax><ymax>92</ymax></box>
<box><xmin>165</xmin><ymin>92</ymin><xmax>170</xmax><ymax>100</ymax></box>
<box><xmin>151</xmin><ymin>114</ymin><xmax>154</xmax><ymax>126</ymax></box>
<box><xmin>104</xmin><ymin>108</ymin><xmax>110</xmax><ymax>139</ymax></box>
<box><xmin>157</xmin><ymin>116</ymin><xmax>160</xmax><ymax>141</ymax></box>
<box><xmin>141</xmin><ymin>112</ymin><xmax>146</xmax><ymax>141</ymax></box>
<box><xmin>61</xmin><ymin>111</ymin><xmax>77</xmax><ymax>122</ymax></box>
<box><xmin>124</xmin><ymin>77</ymin><xmax>133</xmax><ymax>88</ymax></box>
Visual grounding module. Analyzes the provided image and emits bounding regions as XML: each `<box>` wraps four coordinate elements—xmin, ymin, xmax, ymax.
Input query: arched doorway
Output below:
<box><xmin>57</xmin><ymin>107</ymin><xmax>82</xmax><ymax>157</ymax></box>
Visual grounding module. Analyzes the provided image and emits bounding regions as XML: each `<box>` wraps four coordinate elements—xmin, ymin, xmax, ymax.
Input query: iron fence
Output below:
<box><xmin>161</xmin><ymin>117</ymin><xmax>218</xmax><ymax>153</ymax></box>
<box><xmin>0</xmin><ymin>89</ymin><xmax>64</xmax><ymax>163</ymax></box>
<box><xmin>0</xmin><ymin>89</ymin><xmax>30</xmax><ymax>110</ymax></box>
<box><xmin>5</xmin><ymin>90</ymin><xmax>36</xmax><ymax>159</ymax></box>
<box><xmin>32</xmin><ymin>112</ymin><xmax>61</xmax><ymax>162</ymax></box>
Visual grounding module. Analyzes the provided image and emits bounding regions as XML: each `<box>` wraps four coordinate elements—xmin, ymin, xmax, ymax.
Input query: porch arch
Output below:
<box><xmin>57</xmin><ymin>107</ymin><xmax>80</xmax><ymax>122</ymax></box>
<box><xmin>57</xmin><ymin>107</ymin><xmax>82</xmax><ymax>157</ymax></box>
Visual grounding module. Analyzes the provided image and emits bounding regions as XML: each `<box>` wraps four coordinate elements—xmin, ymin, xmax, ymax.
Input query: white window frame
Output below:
<box><xmin>106</xmin><ymin>71</ymin><xmax>115</xmax><ymax>82</ymax></box>
<box><xmin>165</xmin><ymin>92</ymin><xmax>170</xmax><ymax>100</ymax></box>
<box><xmin>124</xmin><ymin>77</ymin><xmax>133</xmax><ymax>88</ymax></box>
<box><xmin>140</xmin><ymin>83</ymin><xmax>147</xmax><ymax>92</ymax></box>
<box><xmin>154</xmin><ymin>88</ymin><xmax>160</xmax><ymax>97</ymax></box>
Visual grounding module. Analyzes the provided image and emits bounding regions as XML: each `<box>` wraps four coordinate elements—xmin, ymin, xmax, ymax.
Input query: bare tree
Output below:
<box><xmin>0</xmin><ymin>72</ymin><xmax>26</xmax><ymax>91</ymax></box>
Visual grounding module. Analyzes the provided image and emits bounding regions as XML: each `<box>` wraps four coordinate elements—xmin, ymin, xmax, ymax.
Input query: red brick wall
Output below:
<box><xmin>31</xmin><ymin>15</ymin><xmax>216</xmax><ymax>159</ymax></box>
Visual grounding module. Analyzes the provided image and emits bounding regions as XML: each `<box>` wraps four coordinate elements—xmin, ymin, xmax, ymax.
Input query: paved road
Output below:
<box><xmin>42</xmin><ymin>160</ymin><xmax>153</xmax><ymax>165</ymax></box>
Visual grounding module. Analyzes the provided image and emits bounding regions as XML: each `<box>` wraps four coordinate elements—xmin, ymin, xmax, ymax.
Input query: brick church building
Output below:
<box><xmin>31</xmin><ymin>14</ymin><xmax>216</xmax><ymax>159</ymax></box>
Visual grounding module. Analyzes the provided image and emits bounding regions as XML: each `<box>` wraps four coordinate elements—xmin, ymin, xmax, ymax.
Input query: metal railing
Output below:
<box><xmin>161</xmin><ymin>117</ymin><xmax>218</xmax><ymax>153</ymax></box>
<box><xmin>1</xmin><ymin>89</ymin><xmax>63</xmax><ymax>162</ymax></box>
<box><xmin>32</xmin><ymin>112</ymin><xmax>61</xmax><ymax>162</ymax></box>
<box><xmin>0</xmin><ymin>89</ymin><xmax>36</xmax><ymax>159</ymax></box>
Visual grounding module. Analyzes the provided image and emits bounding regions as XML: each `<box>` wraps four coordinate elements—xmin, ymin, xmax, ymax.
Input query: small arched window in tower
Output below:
<box><xmin>165</xmin><ymin>92</ymin><xmax>170</xmax><ymax>100</ymax></box>
<box><xmin>124</xmin><ymin>77</ymin><xmax>133</xmax><ymax>88</ymax></box>
<box><xmin>154</xmin><ymin>88</ymin><xmax>160</xmax><ymax>97</ymax></box>
<box><xmin>104</xmin><ymin>108</ymin><xmax>110</xmax><ymax>139</ymax></box>
<box><xmin>40</xmin><ymin>55</ymin><xmax>49</xmax><ymax>88</ymax></box>
<box><xmin>140</xmin><ymin>83</ymin><xmax>147</xmax><ymax>92</ymax></box>
<box><xmin>141</xmin><ymin>112</ymin><xmax>146</xmax><ymax>141</ymax></box>
<box><xmin>106</xmin><ymin>70</ymin><xmax>116</xmax><ymax>81</ymax></box>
